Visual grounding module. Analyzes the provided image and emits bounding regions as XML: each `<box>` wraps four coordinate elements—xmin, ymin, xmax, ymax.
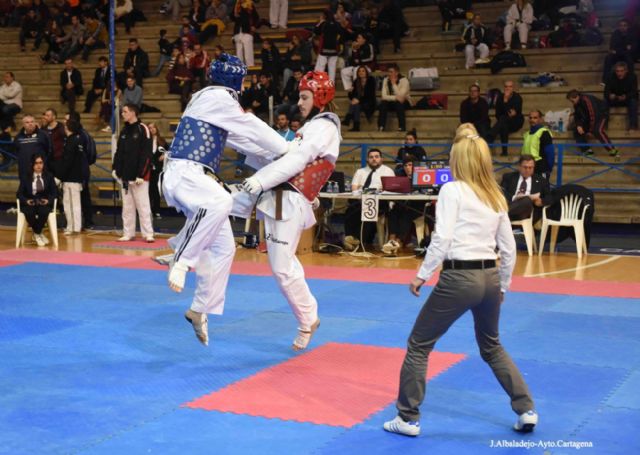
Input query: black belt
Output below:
<box><xmin>272</xmin><ymin>182</ymin><xmax>296</xmax><ymax>192</ymax></box>
<box><xmin>442</xmin><ymin>259</ymin><xmax>496</xmax><ymax>270</ymax></box>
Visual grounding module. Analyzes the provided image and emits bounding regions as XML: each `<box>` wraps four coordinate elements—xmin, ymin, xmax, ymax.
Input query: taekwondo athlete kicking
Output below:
<box><xmin>240</xmin><ymin>71</ymin><xmax>342</xmax><ymax>351</ymax></box>
<box><xmin>161</xmin><ymin>53</ymin><xmax>288</xmax><ymax>346</ymax></box>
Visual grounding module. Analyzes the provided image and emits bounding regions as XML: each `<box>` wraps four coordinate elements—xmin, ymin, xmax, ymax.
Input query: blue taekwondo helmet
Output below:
<box><xmin>207</xmin><ymin>53</ymin><xmax>247</xmax><ymax>92</ymax></box>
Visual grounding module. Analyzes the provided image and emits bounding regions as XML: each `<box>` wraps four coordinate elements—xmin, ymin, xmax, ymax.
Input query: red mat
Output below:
<box><xmin>185</xmin><ymin>342</ymin><xmax>466</xmax><ymax>427</ymax></box>
<box><xmin>93</xmin><ymin>239</ymin><xmax>170</xmax><ymax>250</ymax></box>
<box><xmin>0</xmin><ymin>259</ymin><xmax>22</xmax><ymax>268</ymax></box>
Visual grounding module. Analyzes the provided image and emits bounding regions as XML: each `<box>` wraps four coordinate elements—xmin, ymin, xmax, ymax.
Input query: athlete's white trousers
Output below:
<box><xmin>63</xmin><ymin>182</ymin><xmax>82</xmax><ymax>232</ymax></box>
<box><xmin>269</xmin><ymin>0</ymin><xmax>288</xmax><ymax>28</ymax></box>
<box><xmin>163</xmin><ymin>160</ymin><xmax>235</xmax><ymax>315</ymax></box>
<box><xmin>120</xmin><ymin>181</ymin><xmax>154</xmax><ymax>239</ymax></box>
<box><xmin>263</xmin><ymin>199</ymin><xmax>318</xmax><ymax>331</ymax></box>
<box><xmin>315</xmin><ymin>55</ymin><xmax>337</xmax><ymax>82</ymax></box>
<box><xmin>234</xmin><ymin>32</ymin><xmax>255</xmax><ymax>66</ymax></box>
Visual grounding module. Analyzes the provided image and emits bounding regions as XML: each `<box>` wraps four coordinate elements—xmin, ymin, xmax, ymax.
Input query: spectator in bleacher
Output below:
<box><xmin>189</xmin><ymin>43</ymin><xmax>211</xmax><ymax>90</ymax></box>
<box><xmin>344</xmin><ymin>65</ymin><xmax>376</xmax><ymax>132</ymax></box>
<box><xmin>260</xmin><ymin>38</ymin><xmax>282</xmax><ymax>89</ymax></box>
<box><xmin>604</xmin><ymin>62</ymin><xmax>638</xmax><ymax>132</ymax></box>
<box><xmin>314</xmin><ymin>9</ymin><xmax>344</xmax><ymax>82</ymax></box>
<box><xmin>40</xmin><ymin>19</ymin><xmax>65</xmax><ymax>64</ymax></box>
<box><xmin>19</xmin><ymin>8</ymin><xmax>44</xmax><ymax>52</ymax></box>
<box><xmin>396</xmin><ymin>129</ymin><xmax>427</xmax><ymax>165</ymax></box>
<box><xmin>177</xmin><ymin>15</ymin><xmax>198</xmax><ymax>46</ymax></box>
<box><xmin>83</xmin><ymin>56</ymin><xmax>110</xmax><ymax>114</ymax></box>
<box><xmin>437</xmin><ymin>0</ymin><xmax>471</xmax><ymax>32</ymax></box>
<box><xmin>114</xmin><ymin>0</ymin><xmax>134</xmax><ymax>33</ymax></box>
<box><xmin>374</xmin><ymin>0</ymin><xmax>408</xmax><ymax>54</ymax></box>
<box><xmin>151</xmin><ymin>29</ymin><xmax>174</xmax><ymax>77</ymax></box>
<box><xmin>334</xmin><ymin>1</ymin><xmax>352</xmax><ymax>39</ymax></box>
<box><xmin>15</xmin><ymin>114</ymin><xmax>52</xmax><ymax>183</ymax></box>
<box><xmin>269</xmin><ymin>0</ymin><xmax>287</xmax><ymax>29</ymax></box>
<box><xmin>189</xmin><ymin>0</ymin><xmax>207</xmax><ymax>25</ymax></box>
<box><xmin>521</xmin><ymin>110</ymin><xmax>553</xmax><ymax>177</ymax></box>
<box><xmin>382</xmin><ymin>158</ymin><xmax>427</xmax><ymax>255</ymax></box>
<box><xmin>274</xmin><ymin>112</ymin><xmax>295</xmax><ymax>141</ymax></box>
<box><xmin>343</xmin><ymin>148</ymin><xmax>395</xmax><ymax>250</ymax></box>
<box><xmin>42</xmin><ymin>108</ymin><xmax>66</xmax><ymax>181</ymax></box>
<box><xmin>58</xmin><ymin>14</ymin><xmax>85</xmax><ymax>61</ymax></box>
<box><xmin>245</xmin><ymin>72</ymin><xmax>280</xmax><ymax>118</ymax></box>
<box><xmin>340</xmin><ymin>32</ymin><xmax>375</xmax><ymax>92</ymax></box>
<box><xmin>147</xmin><ymin>122</ymin><xmax>167</xmax><ymax>218</ymax></box>
<box><xmin>60</xmin><ymin>118</ymin><xmax>85</xmax><ymax>235</ymax></box>
<box><xmin>289</xmin><ymin>114</ymin><xmax>301</xmax><ymax>132</ymax></box>
<box><xmin>504</xmin><ymin>0</ymin><xmax>534</xmax><ymax>50</ymax></box>
<box><xmin>463</xmin><ymin>13</ymin><xmax>490</xmax><ymax>69</ymax></box>
<box><xmin>377</xmin><ymin>63</ymin><xmax>411</xmax><ymax>132</ymax></box>
<box><xmin>112</xmin><ymin>103</ymin><xmax>154</xmax><ymax>242</ymax></box>
<box><xmin>487</xmin><ymin>80</ymin><xmax>524</xmax><ymax>156</ymax></box>
<box><xmin>282</xmin><ymin>33</ymin><xmax>312</xmax><ymax>85</ymax></box>
<box><xmin>32</xmin><ymin>0</ymin><xmax>50</xmax><ymax>22</ymax></box>
<box><xmin>231</xmin><ymin>0</ymin><xmax>259</xmax><ymax>66</ymax></box>
<box><xmin>80</xmin><ymin>13</ymin><xmax>107</xmax><ymax>61</ymax></box>
<box><xmin>277</xmin><ymin>67</ymin><xmax>302</xmax><ymax>118</ymax></box>
<box><xmin>566</xmin><ymin>89</ymin><xmax>619</xmax><ymax>157</ymax></box>
<box><xmin>65</xmin><ymin>111</ymin><xmax>95</xmax><ymax>229</ymax></box>
<box><xmin>500</xmin><ymin>154</ymin><xmax>551</xmax><ymax>223</ymax></box>
<box><xmin>166</xmin><ymin>53</ymin><xmax>193</xmax><ymax>111</ymax></box>
<box><xmin>199</xmin><ymin>0</ymin><xmax>228</xmax><ymax>44</ymax></box>
<box><xmin>17</xmin><ymin>152</ymin><xmax>57</xmax><ymax>246</ymax></box>
<box><xmin>602</xmin><ymin>19</ymin><xmax>636</xmax><ymax>84</ymax></box>
<box><xmin>0</xmin><ymin>72</ymin><xmax>22</xmax><ymax>130</ymax></box>
<box><xmin>59</xmin><ymin>58</ymin><xmax>84</xmax><ymax>114</ymax></box>
<box><xmin>162</xmin><ymin>0</ymin><xmax>191</xmax><ymax>22</ymax></box>
<box><xmin>459</xmin><ymin>83</ymin><xmax>490</xmax><ymax>138</ymax></box>
<box><xmin>98</xmin><ymin>80</ymin><xmax>113</xmax><ymax>132</ymax></box>
<box><xmin>122</xmin><ymin>75</ymin><xmax>143</xmax><ymax>110</ymax></box>
<box><xmin>121</xmin><ymin>38</ymin><xmax>150</xmax><ymax>88</ymax></box>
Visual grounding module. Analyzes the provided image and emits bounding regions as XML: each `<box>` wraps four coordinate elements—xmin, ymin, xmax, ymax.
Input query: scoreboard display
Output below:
<box><xmin>412</xmin><ymin>160</ymin><xmax>453</xmax><ymax>190</ymax></box>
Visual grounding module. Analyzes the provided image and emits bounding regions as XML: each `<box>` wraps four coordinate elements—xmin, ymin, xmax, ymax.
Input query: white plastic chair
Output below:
<box><xmin>511</xmin><ymin>212</ymin><xmax>537</xmax><ymax>256</ymax></box>
<box><xmin>538</xmin><ymin>194</ymin><xmax>589</xmax><ymax>258</ymax></box>
<box><xmin>16</xmin><ymin>199</ymin><xmax>59</xmax><ymax>248</ymax></box>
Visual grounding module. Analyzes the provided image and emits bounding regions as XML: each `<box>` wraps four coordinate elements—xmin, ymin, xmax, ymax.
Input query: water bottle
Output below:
<box><xmin>326</xmin><ymin>181</ymin><xmax>334</xmax><ymax>193</ymax></box>
<box><xmin>558</xmin><ymin>118</ymin><xmax>564</xmax><ymax>133</ymax></box>
<box><xmin>332</xmin><ymin>181</ymin><xmax>340</xmax><ymax>193</ymax></box>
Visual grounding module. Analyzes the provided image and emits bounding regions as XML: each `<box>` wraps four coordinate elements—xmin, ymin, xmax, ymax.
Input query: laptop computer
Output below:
<box><xmin>381</xmin><ymin>176</ymin><xmax>412</xmax><ymax>193</ymax></box>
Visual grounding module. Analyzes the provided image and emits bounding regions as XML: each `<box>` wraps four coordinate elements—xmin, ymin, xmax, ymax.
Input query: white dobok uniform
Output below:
<box><xmin>163</xmin><ymin>86</ymin><xmax>287</xmax><ymax>316</ymax></box>
<box><xmin>233</xmin><ymin>112</ymin><xmax>342</xmax><ymax>332</ymax></box>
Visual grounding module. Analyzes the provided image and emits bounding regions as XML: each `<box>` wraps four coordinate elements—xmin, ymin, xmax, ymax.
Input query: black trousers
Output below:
<box><xmin>84</xmin><ymin>89</ymin><xmax>103</xmax><ymax>113</ymax></box>
<box><xmin>21</xmin><ymin>204</ymin><xmax>52</xmax><ymax>234</ymax></box>
<box><xmin>378</xmin><ymin>100</ymin><xmax>410</xmax><ymax>131</ymax></box>
<box><xmin>488</xmin><ymin>115</ymin><xmax>524</xmax><ymax>154</ymax></box>
<box><xmin>149</xmin><ymin>169</ymin><xmax>162</xmax><ymax>215</ymax></box>
<box><xmin>81</xmin><ymin>179</ymin><xmax>94</xmax><ymax>226</ymax></box>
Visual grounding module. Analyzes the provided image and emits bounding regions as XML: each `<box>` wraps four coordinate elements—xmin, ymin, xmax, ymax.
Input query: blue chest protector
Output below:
<box><xmin>169</xmin><ymin>116</ymin><xmax>228</xmax><ymax>172</ymax></box>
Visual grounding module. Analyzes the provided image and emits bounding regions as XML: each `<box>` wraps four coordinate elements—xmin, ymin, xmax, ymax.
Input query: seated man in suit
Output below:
<box><xmin>17</xmin><ymin>152</ymin><xmax>57</xmax><ymax>247</ymax></box>
<box><xmin>501</xmin><ymin>154</ymin><xmax>551</xmax><ymax>223</ymax></box>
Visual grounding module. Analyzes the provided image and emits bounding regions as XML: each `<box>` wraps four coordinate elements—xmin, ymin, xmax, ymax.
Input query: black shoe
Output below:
<box><xmin>349</xmin><ymin>124</ymin><xmax>360</xmax><ymax>132</ymax></box>
<box><xmin>342</xmin><ymin>114</ymin><xmax>352</xmax><ymax>126</ymax></box>
<box><xmin>500</xmin><ymin>151</ymin><xmax>508</xmax><ymax>156</ymax></box>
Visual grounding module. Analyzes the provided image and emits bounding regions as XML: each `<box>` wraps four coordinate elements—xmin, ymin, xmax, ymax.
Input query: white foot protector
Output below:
<box><xmin>168</xmin><ymin>261</ymin><xmax>189</xmax><ymax>293</ymax></box>
<box><xmin>184</xmin><ymin>309</ymin><xmax>209</xmax><ymax>346</ymax></box>
<box><xmin>292</xmin><ymin>318</ymin><xmax>320</xmax><ymax>351</ymax></box>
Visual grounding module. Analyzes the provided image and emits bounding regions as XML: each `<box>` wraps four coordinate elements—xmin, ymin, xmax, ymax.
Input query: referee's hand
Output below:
<box><xmin>410</xmin><ymin>277</ymin><xmax>425</xmax><ymax>297</ymax></box>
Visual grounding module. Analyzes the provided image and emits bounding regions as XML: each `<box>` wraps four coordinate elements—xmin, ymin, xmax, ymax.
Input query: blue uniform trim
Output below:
<box><xmin>168</xmin><ymin>116</ymin><xmax>228</xmax><ymax>172</ymax></box>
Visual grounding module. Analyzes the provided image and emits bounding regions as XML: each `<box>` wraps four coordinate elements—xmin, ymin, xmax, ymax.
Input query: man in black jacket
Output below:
<box><xmin>83</xmin><ymin>57</ymin><xmax>110</xmax><ymax>114</ymax></box>
<box><xmin>14</xmin><ymin>114</ymin><xmax>52</xmax><ymax>183</ymax></box>
<box><xmin>459</xmin><ymin>83</ymin><xmax>490</xmax><ymax>138</ymax></box>
<box><xmin>604</xmin><ymin>61</ymin><xmax>638</xmax><ymax>131</ymax></box>
<box><xmin>59</xmin><ymin>58</ymin><xmax>84</xmax><ymax>114</ymax></box>
<box><xmin>501</xmin><ymin>154</ymin><xmax>551</xmax><ymax>223</ymax></box>
<box><xmin>567</xmin><ymin>89</ymin><xmax>618</xmax><ymax>157</ymax></box>
<box><xmin>112</xmin><ymin>103</ymin><xmax>154</xmax><ymax>242</ymax></box>
<box><xmin>121</xmin><ymin>38</ymin><xmax>150</xmax><ymax>88</ymax></box>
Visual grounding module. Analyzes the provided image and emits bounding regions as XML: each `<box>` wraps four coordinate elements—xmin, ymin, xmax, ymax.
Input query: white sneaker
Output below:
<box><xmin>145</xmin><ymin>236</ymin><xmax>155</xmax><ymax>243</ymax></box>
<box><xmin>101</xmin><ymin>125</ymin><xmax>112</xmax><ymax>133</ymax></box>
<box><xmin>184</xmin><ymin>309</ymin><xmax>209</xmax><ymax>346</ymax></box>
<box><xmin>514</xmin><ymin>410</ymin><xmax>538</xmax><ymax>433</ymax></box>
<box><xmin>117</xmin><ymin>236</ymin><xmax>133</xmax><ymax>242</ymax></box>
<box><xmin>40</xmin><ymin>234</ymin><xmax>50</xmax><ymax>245</ymax></box>
<box><xmin>383</xmin><ymin>416</ymin><xmax>420</xmax><ymax>436</ymax></box>
<box><xmin>35</xmin><ymin>235</ymin><xmax>45</xmax><ymax>247</ymax></box>
<box><xmin>168</xmin><ymin>261</ymin><xmax>189</xmax><ymax>293</ymax></box>
<box><xmin>343</xmin><ymin>235</ymin><xmax>360</xmax><ymax>251</ymax></box>
<box><xmin>382</xmin><ymin>239</ymin><xmax>400</xmax><ymax>255</ymax></box>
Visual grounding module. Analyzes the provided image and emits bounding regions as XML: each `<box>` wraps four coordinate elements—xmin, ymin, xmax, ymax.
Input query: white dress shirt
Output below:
<box><xmin>417</xmin><ymin>181</ymin><xmax>516</xmax><ymax>292</ymax></box>
<box><xmin>513</xmin><ymin>175</ymin><xmax>532</xmax><ymax>200</ymax></box>
<box><xmin>352</xmin><ymin>164</ymin><xmax>395</xmax><ymax>190</ymax></box>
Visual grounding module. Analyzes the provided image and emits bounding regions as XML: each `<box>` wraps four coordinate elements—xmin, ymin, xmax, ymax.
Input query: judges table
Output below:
<box><xmin>318</xmin><ymin>191</ymin><xmax>438</xmax><ymax>249</ymax></box>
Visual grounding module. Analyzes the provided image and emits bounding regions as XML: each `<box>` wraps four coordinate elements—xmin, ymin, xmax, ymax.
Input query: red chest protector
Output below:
<box><xmin>288</xmin><ymin>157</ymin><xmax>335</xmax><ymax>202</ymax></box>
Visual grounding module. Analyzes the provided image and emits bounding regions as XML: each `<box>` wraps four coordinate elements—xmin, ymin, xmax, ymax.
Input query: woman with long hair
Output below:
<box><xmin>383</xmin><ymin>134</ymin><xmax>537</xmax><ymax>437</ymax></box>
<box><xmin>166</xmin><ymin>53</ymin><xmax>194</xmax><ymax>111</ymax></box>
<box><xmin>147</xmin><ymin>122</ymin><xmax>167</xmax><ymax>218</ymax></box>
<box><xmin>344</xmin><ymin>65</ymin><xmax>376</xmax><ymax>132</ymax></box>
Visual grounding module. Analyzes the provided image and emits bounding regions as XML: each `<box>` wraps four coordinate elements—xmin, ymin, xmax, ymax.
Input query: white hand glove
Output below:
<box><xmin>281</xmin><ymin>137</ymin><xmax>301</xmax><ymax>157</ymax></box>
<box><xmin>241</xmin><ymin>176</ymin><xmax>262</xmax><ymax>195</ymax></box>
<box><xmin>135</xmin><ymin>177</ymin><xmax>144</xmax><ymax>185</ymax></box>
<box><xmin>312</xmin><ymin>197</ymin><xmax>320</xmax><ymax>210</ymax></box>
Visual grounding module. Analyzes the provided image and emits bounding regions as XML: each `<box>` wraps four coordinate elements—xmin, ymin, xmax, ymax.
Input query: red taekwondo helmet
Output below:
<box><xmin>298</xmin><ymin>71</ymin><xmax>335</xmax><ymax>109</ymax></box>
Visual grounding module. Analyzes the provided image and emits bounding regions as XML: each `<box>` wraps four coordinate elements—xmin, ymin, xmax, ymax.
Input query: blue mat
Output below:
<box><xmin>0</xmin><ymin>262</ymin><xmax>639</xmax><ymax>454</ymax></box>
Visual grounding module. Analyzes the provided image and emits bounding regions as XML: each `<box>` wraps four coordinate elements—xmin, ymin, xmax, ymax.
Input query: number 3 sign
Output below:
<box><xmin>361</xmin><ymin>194</ymin><xmax>379</xmax><ymax>222</ymax></box>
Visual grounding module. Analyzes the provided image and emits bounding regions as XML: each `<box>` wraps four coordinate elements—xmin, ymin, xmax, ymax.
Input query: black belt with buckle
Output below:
<box><xmin>442</xmin><ymin>259</ymin><xmax>496</xmax><ymax>270</ymax></box>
